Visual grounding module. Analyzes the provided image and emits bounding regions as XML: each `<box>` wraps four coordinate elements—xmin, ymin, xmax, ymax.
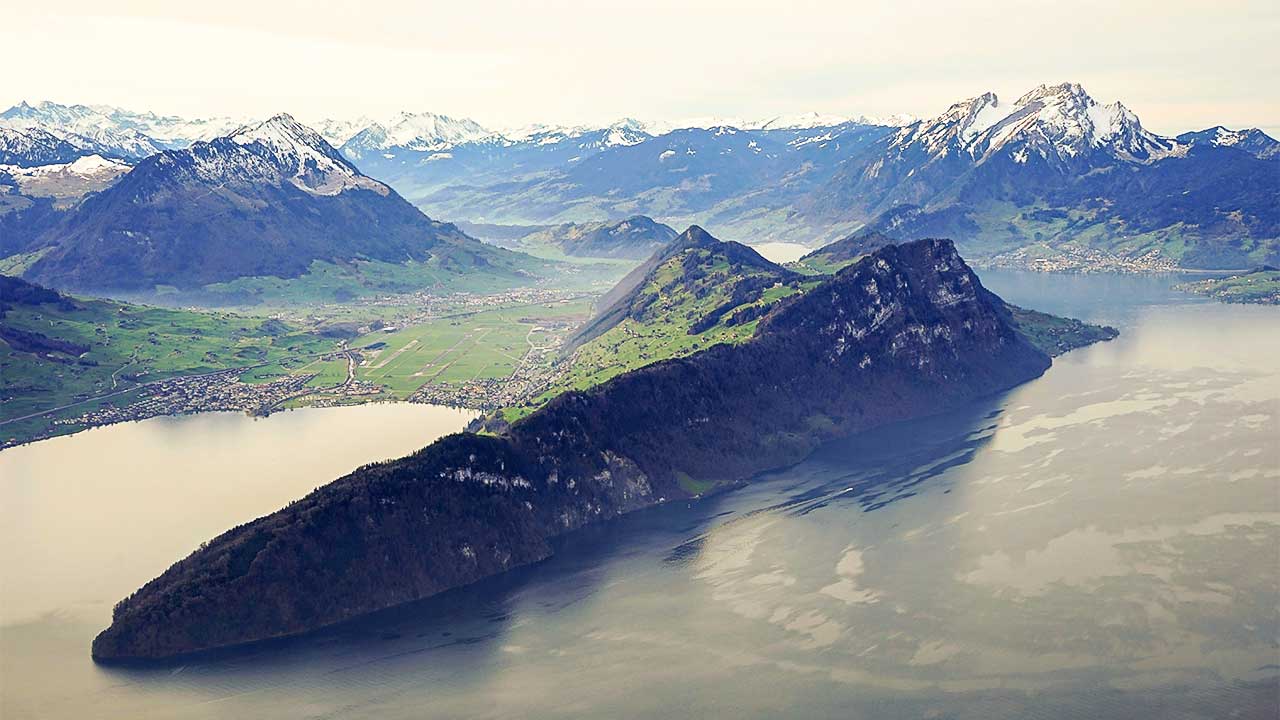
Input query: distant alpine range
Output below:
<box><xmin>2</xmin><ymin>82</ymin><xmax>1277</xmax><ymax>296</ymax></box>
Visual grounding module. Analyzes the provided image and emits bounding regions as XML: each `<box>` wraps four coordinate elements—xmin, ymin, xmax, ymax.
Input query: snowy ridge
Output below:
<box><xmin>891</xmin><ymin>82</ymin><xmax>1180</xmax><ymax>168</ymax></box>
<box><xmin>1</xmin><ymin>100</ymin><xmax>241</xmax><ymax>148</ymax></box>
<box><xmin>4</xmin><ymin>91</ymin><xmax>1270</xmax><ymax>177</ymax></box>
<box><xmin>0</xmin><ymin>125</ymin><xmax>87</xmax><ymax>167</ymax></box>
<box><xmin>755</xmin><ymin>111</ymin><xmax>916</xmax><ymax>130</ymax></box>
<box><xmin>490</xmin><ymin>118</ymin><xmax>652</xmax><ymax>148</ymax></box>
<box><xmin>0</xmin><ymin>100</ymin><xmax>911</xmax><ymax>162</ymax></box>
<box><xmin>1175</xmin><ymin>126</ymin><xmax>1280</xmax><ymax>160</ymax></box>
<box><xmin>150</xmin><ymin>114</ymin><xmax>390</xmax><ymax>197</ymax></box>
<box><xmin>758</xmin><ymin>112</ymin><xmax>854</xmax><ymax>130</ymax></box>
<box><xmin>341</xmin><ymin>111</ymin><xmax>492</xmax><ymax>156</ymax></box>
<box><xmin>57</xmin><ymin>125</ymin><xmax>166</xmax><ymax>160</ymax></box>
<box><xmin>307</xmin><ymin>116</ymin><xmax>379</xmax><ymax>147</ymax></box>
<box><xmin>1</xmin><ymin>105</ymin><xmax>166</xmax><ymax>161</ymax></box>
<box><xmin>595</xmin><ymin>118</ymin><xmax>651</xmax><ymax>147</ymax></box>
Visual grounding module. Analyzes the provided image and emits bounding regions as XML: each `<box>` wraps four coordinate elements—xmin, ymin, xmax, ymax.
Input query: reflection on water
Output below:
<box><xmin>1</xmin><ymin>273</ymin><xmax>1277</xmax><ymax>719</ymax></box>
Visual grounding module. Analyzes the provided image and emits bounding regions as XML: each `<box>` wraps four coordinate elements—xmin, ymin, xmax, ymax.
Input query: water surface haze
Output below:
<box><xmin>1</xmin><ymin>272</ymin><xmax>1276</xmax><ymax>719</ymax></box>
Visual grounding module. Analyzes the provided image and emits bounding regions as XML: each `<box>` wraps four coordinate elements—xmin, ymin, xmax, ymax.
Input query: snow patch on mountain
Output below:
<box><xmin>1</xmin><ymin>154</ymin><xmax>129</xmax><ymax>178</ymax></box>
<box><xmin>758</xmin><ymin>112</ymin><xmax>854</xmax><ymax>130</ymax></box>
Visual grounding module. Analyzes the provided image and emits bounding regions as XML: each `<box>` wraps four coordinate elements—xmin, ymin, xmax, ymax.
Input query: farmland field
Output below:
<box><xmin>1</xmin><ymin>298</ymin><xmax>336</xmax><ymax>423</ymax></box>
<box><xmin>352</xmin><ymin>300</ymin><xmax>593</xmax><ymax>398</ymax></box>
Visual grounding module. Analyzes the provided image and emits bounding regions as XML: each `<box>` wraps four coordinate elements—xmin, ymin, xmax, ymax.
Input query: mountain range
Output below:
<box><xmin>8</xmin><ymin>114</ymin><xmax>534</xmax><ymax>295</ymax></box>
<box><xmin>410</xmin><ymin>83</ymin><xmax>1278</xmax><ymax>269</ymax></box>
<box><xmin>3</xmin><ymin>85</ymin><xmax>1277</xmax><ymax>274</ymax></box>
<box><xmin>1</xmin><ymin>100</ymin><xmax>239</xmax><ymax>151</ymax></box>
<box><xmin>802</xmin><ymin>83</ymin><xmax>1280</xmax><ymax>268</ymax></box>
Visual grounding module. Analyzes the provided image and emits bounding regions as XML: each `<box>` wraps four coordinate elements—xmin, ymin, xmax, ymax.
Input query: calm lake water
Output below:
<box><xmin>2</xmin><ymin>272</ymin><xmax>1277</xmax><ymax>719</ymax></box>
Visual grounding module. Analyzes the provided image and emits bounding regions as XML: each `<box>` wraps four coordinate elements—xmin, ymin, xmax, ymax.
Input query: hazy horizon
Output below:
<box><xmin>5</xmin><ymin>0</ymin><xmax>1278</xmax><ymax>136</ymax></box>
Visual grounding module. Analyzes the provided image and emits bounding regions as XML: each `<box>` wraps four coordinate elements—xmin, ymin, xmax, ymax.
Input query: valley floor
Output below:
<box><xmin>1</xmin><ymin>287</ymin><xmax>598</xmax><ymax>449</ymax></box>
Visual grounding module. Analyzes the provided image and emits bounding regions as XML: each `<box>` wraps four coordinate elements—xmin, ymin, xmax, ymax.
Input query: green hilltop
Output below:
<box><xmin>496</xmin><ymin>227</ymin><xmax>1115</xmax><ymax>425</ymax></box>
<box><xmin>1174</xmin><ymin>267</ymin><xmax>1280</xmax><ymax>305</ymax></box>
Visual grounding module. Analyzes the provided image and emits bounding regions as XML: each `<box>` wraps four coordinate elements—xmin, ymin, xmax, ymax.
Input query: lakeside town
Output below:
<box><xmin>40</xmin><ymin>350</ymin><xmax>383</xmax><ymax>437</ymax></box>
<box><xmin>982</xmin><ymin>244</ymin><xmax>1182</xmax><ymax>273</ymax></box>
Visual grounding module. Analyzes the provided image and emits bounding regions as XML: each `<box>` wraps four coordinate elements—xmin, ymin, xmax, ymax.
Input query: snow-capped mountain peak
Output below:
<box><xmin>383</xmin><ymin>111</ymin><xmax>490</xmax><ymax>150</ymax></box>
<box><xmin>1175</xmin><ymin>125</ymin><xmax>1280</xmax><ymax>160</ymax></box>
<box><xmin>0</xmin><ymin>153</ymin><xmax>130</xmax><ymax>181</ymax></box>
<box><xmin>203</xmin><ymin>114</ymin><xmax>386</xmax><ymax>196</ymax></box>
<box><xmin>897</xmin><ymin>82</ymin><xmax>1177</xmax><ymax>168</ymax></box>
<box><xmin>1210</xmin><ymin>126</ymin><xmax>1246</xmax><ymax>146</ymax></box>
<box><xmin>1</xmin><ymin>101</ymin><xmax>168</xmax><ymax>161</ymax></box>
<box><xmin>231</xmin><ymin>113</ymin><xmax>338</xmax><ymax>154</ymax></box>
<box><xmin>339</xmin><ymin>111</ymin><xmax>491</xmax><ymax>155</ymax></box>
<box><xmin>307</xmin><ymin>116</ymin><xmax>379</xmax><ymax>148</ymax></box>
<box><xmin>597</xmin><ymin>118</ymin><xmax>651</xmax><ymax>147</ymax></box>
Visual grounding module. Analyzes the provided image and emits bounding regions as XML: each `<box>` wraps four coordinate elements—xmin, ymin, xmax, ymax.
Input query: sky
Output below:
<box><xmin>4</xmin><ymin>0</ymin><xmax>1277</xmax><ymax>135</ymax></box>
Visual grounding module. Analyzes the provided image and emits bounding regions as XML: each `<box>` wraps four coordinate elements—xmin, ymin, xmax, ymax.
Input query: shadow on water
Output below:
<box><xmin>662</xmin><ymin>390</ymin><xmax>1010</xmax><ymax>566</ymax></box>
<box><xmin>94</xmin><ymin>386</ymin><xmax>1019</xmax><ymax>708</ymax></box>
<box><xmin>92</xmin><ymin>473</ymin><xmax>759</xmax><ymax>693</ymax></box>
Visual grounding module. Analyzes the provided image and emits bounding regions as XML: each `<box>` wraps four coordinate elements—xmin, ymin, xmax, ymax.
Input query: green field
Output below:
<box><xmin>1</xmin><ymin>292</ymin><xmax>339</xmax><ymax>444</ymax></box>
<box><xmin>788</xmin><ymin>254</ymin><xmax>848</xmax><ymax>275</ymax></box>
<box><xmin>538</xmin><ymin>283</ymin><xmax>806</xmax><ymax>397</ymax></box>
<box><xmin>351</xmin><ymin>300</ymin><xmax>593</xmax><ymax>398</ymax></box>
<box><xmin>1</xmin><ymin>270</ymin><xmax>606</xmax><ymax>447</ymax></box>
<box><xmin>1175</xmin><ymin>269</ymin><xmax>1280</xmax><ymax>305</ymax></box>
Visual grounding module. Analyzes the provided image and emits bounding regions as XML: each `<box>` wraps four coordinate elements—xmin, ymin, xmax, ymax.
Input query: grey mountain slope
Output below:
<box><xmin>20</xmin><ymin>115</ymin><xmax>528</xmax><ymax>293</ymax></box>
<box><xmin>520</xmin><ymin>215</ymin><xmax>678</xmax><ymax>259</ymax></box>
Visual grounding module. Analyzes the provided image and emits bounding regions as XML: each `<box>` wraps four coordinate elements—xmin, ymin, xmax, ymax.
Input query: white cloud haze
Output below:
<box><xmin>4</xmin><ymin>0</ymin><xmax>1277</xmax><ymax>134</ymax></box>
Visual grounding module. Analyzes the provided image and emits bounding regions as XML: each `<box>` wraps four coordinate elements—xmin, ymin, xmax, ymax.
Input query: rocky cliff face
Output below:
<box><xmin>93</xmin><ymin>238</ymin><xmax>1087</xmax><ymax>661</ymax></box>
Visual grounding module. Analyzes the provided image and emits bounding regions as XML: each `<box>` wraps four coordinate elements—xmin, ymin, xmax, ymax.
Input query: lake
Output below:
<box><xmin>1</xmin><ymin>271</ymin><xmax>1276</xmax><ymax>719</ymax></box>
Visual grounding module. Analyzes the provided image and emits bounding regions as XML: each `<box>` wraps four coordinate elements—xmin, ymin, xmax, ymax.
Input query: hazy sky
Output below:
<box><xmin>5</xmin><ymin>0</ymin><xmax>1277</xmax><ymax>134</ymax></box>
